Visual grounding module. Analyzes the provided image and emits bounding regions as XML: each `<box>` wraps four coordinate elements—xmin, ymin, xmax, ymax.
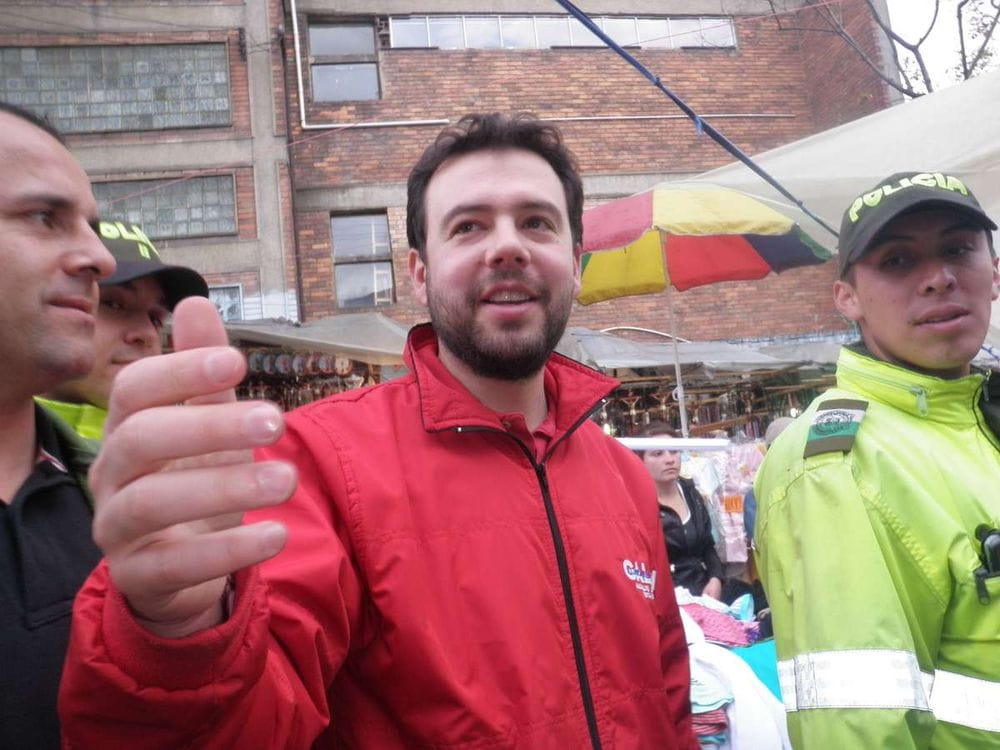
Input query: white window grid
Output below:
<box><xmin>388</xmin><ymin>15</ymin><xmax>735</xmax><ymax>50</ymax></box>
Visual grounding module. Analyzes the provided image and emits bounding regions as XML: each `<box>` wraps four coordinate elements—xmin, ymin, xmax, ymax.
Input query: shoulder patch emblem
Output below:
<box><xmin>803</xmin><ymin>398</ymin><xmax>868</xmax><ymax>458</ymax></box>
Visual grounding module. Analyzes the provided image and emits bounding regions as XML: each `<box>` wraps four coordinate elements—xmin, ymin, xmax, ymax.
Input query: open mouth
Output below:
<box><xmin>485</xmin><ymin>290</ymin><xmax>535</xmax><ymax>304</ymax></box>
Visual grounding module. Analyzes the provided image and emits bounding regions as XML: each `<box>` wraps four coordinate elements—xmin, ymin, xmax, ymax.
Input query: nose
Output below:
<box><xmin>921</xmin><ymin>258</ymin><xmax>957</xmax><ymax>294</ymax></box>
<box><xmin>124</xmin><ymin>315</ymin><xmax>160</xmax><ymax>349</ymax></box>
<box><xmin>484</xmin><ymin>218</ymin><xmax>529</xmax><ymax>268</ymax></box>
<box><xmin>69</xmin><ymin>220</ymin><xmax>116</xmax><ymax>281</ymax></box>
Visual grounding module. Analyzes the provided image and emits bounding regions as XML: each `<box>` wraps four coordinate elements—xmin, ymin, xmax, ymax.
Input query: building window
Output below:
<box><xmin>0</xmin><ymin>43</ymin><xmax>231</xmax><ymax>134</ymax></box>
<box><xmin>210</xmin><ymin>285</ymin><xmax>244</xmax><ymax>321</ymax></box>
<box><xmin>388</xmin><ymin>15</ymin><xmax>735</xmax><ymax>50</ymax></box>
<box><xmin>308</xmin><ymin>23</ymin><xmax>380</xmax><ymax>102</ymax></box>
<box><xmin>331</xmin><ymin>213</ymin><xmax>394</xmax><ymax>308</ymax></box>
<box><xmin>93</xmin><ymin>174</ymin><xmax>237</xmax><ymax>240</ymax></box>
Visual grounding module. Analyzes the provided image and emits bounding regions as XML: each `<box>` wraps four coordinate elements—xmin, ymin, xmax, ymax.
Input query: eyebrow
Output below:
<box><xmin>14</xmin><ymin>191</ymin><xmax>100</xmax><ymax>225</ymax></box>
<box><xmin>438</xmin><ymin>199</ymin><xmax>565</xmax><ymax>231</ymax></box>
<box><xmin>14</xmin><ymin>191</ymin><xmax>71</xmax><ymax>210</ymax></box>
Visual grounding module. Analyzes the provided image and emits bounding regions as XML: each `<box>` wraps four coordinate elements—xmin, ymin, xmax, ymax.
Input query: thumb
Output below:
<box><xmin>171</xmin><ymin>296</ymin><xmax>230</xmax><ymax>351</ymax></box>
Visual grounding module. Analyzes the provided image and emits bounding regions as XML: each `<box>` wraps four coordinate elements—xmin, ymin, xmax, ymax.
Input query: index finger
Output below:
<box><xmin>104</xmin><ymin>346</ymin><xmax>247</xmax><ymax>435</ymax></box>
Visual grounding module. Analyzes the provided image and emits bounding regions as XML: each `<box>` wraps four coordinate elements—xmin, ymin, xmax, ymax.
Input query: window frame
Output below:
<box><xmin>209</xmin><ymin>283</ymin><xmax>245</xmax><ymax>322</ymax></box>
<box><xmin>308</xmin><ymin>21</ymin><xmax>381</xmax><ymax>102</ymax></box>
<box><xmin>330</xmin><ymin>212</ymin><xmax>396</xmax><ymax>309</ymax></box>
<box><xmin>92</xmin><ymin>173</ymin><xmax>238</xmax><ymax>241</ymax></box>
<box><xmin>386</xmin><ymin>14</ymin><xmax>736</xmax><ymax>51</ymax></box>
<box><xmin>0</xmin><ymin>42</ymin><xmax>233</xmax><ymax>134</ymax></box>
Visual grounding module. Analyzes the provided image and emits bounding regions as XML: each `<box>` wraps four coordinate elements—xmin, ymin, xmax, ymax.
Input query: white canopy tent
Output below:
<box><xmin>681</xmin><ymin>68</ymin><xmax>1000</xmax><ymax>340</ymax></box>
<box><xmin>225</xmin><ymin>313</ymin><xmax>409</xmax><ymax>366</ymax></box>
<box><xmin>556</xmin><ymin>327</ymin><xmax>794</xmax><ymax>373</ymax></box>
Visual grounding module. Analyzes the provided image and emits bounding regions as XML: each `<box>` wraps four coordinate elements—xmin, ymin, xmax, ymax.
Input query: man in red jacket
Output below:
<box><xmin>61</xmin><ymin>114</ymin><xmax>697</xmax><ymax>749</ymax></box>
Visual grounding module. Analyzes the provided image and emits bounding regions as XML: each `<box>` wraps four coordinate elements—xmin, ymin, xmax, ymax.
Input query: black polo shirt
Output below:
<box><xmin>0</xmin><ymin>407</ymin><xmax>101</xmax><ymax>749</ymax></box>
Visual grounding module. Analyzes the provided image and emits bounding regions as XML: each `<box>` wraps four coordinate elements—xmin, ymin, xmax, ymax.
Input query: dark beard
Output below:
<box><xmin>428</xmin><ymin>272</ymin><xmax>572</xmax><ymax>381</ymax></box>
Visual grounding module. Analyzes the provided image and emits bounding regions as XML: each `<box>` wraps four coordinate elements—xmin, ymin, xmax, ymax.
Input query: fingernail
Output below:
<box><xmin>243</xmin><ymin>405</ymin><xmax>282</xmax><ymax>444</ymax></box>
<box><xmin>259</xmin><ymin>522</ymin><xmax>287</xmax><ymax>556</ymax></box>
<box><xmin>204</xmin><ymin>350</ymin><xmax>241</xmax><ymax>385</ymax></box>
<box><xmin>256</xmin><ymin>462</ymin><xmax>294</xmax><ymax>496</ymax></box>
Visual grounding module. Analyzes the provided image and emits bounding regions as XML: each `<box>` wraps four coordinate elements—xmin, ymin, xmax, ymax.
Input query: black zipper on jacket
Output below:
<box><xmin>534</xmin><ymin>462</ymin><xmax>602</xmax><ymax>750</ymax></box>
<box><xmin>455</xmin><ymin>417</ymin><xmax>604</xmax><ymax>750</ymax></box>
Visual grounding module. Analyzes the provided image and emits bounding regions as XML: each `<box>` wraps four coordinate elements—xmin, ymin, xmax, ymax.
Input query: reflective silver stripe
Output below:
<box><xmin>777</xmin><ymin>650</ymin><xmax>931</xmax><ymax>712</ymax></box>
<box><xmin>930</xmin><ymin>669</ymin><xmax>1000</xmax><ymax>734</ymax></box>
<box><xmin>779</xmin><ymin>651</ymin><xmax>1000</xmax><ymax>735</ymax></box>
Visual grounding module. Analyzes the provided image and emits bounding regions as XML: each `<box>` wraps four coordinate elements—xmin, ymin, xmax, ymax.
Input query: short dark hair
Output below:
<box><xmin>636</xmin><ymin>420</ymin><xmax>677</xmax><ymax>457</ymax></box>
<box><xmin>639</xmin><ymin>420</ymin><xmax>676</xmax><ymax>439</ymax></box>
<box><xmin>0</xmin><ymin>101</ymin><xmax>65</xmax><ymax>144</ymax></box>
<box><xmin>406</xmin><ymin>112</ymin><xmax>584</xmax><ymax>259</ymax></box>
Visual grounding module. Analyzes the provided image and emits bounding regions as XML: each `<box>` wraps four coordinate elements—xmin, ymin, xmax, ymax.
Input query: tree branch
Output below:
<box><xmin>964</xmin><ymin>2</ymin><xmax>1000</xmax><ymax>76</ymax></box>
<box><xmin>818</xmin><ymin>3</ymin><xmax>927</xmax><ymax>95</ymax></box>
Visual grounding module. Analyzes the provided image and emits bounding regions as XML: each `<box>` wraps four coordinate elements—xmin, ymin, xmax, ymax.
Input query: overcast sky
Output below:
<box><xmin>885</xmin><ymin>0</ymin><xmax>979</xmax><ymax>89</ymax></box>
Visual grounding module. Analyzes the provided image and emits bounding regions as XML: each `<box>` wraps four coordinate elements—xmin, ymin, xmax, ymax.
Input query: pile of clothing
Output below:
<box><xmin>678</xmin><ymin>591</ymin><xmax>789</xmax><ymax>750</ymax></box>
<box><xmin>680</xmin><ymin>592</ymin><xmax>759</xmax><ymax>648</ymax></box>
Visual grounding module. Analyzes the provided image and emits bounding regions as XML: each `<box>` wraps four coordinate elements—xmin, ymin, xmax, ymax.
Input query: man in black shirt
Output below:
<box><xmin>0</xmin><ymin>101</ymin><xmax>115</xmax><ymax>748</ymax></box>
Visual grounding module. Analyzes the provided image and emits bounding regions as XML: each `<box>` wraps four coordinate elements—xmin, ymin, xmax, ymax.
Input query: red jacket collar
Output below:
<box><xmin>404</xmin><ymin>323</ymin><xmax>619</xmax><ymax>436</ymax></box>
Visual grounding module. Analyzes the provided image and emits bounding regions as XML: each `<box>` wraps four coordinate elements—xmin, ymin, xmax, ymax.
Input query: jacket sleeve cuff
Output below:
<box><xmin>101</xmin><ymin>562</ymin><xmax>267</xmax><ymax>690</ymax></box>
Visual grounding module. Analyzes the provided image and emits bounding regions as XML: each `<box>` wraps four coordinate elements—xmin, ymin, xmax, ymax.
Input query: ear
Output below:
<box><xmin>408</xmin><ymin>248</ymin><xmax>428</xmax><ymax>307</ymax></box>
<box><xmin>833</xmin><ymin>278</ymin><xmax>863</xmax><ymax>323</ymax></box>
<box><xmin>991</xmin><ymin>254</ymin><xmax>1000</xmax><ymax>302</ymax></box>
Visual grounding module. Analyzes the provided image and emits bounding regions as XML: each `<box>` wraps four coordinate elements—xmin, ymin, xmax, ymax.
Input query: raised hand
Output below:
<box><xmin>89</xmin><ymin>296</ymin><xmax>295</xmax><ymax>637</ymax></box>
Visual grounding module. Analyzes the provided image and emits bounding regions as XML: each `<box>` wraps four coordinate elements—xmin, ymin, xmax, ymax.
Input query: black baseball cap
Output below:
<box><xmin>837</xmin><ymin>171</ymin><xmax>997</xmax><ymax>277</ymax></box>
<box><xmin>97</xmin><ymin>220</ymin><xmax>209</xmax><ymax>309</ymax></box>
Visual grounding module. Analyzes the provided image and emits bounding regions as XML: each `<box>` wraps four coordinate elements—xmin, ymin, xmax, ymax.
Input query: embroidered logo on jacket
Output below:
<box><xmin>622</xmin><ymin>559</ymin><xmax>657</xmax><ymax>600</ymax></box>
<box><xmin>803</xmin><ymin>398</ymin><xmax>868</xmax><ymax>458</ymax></box>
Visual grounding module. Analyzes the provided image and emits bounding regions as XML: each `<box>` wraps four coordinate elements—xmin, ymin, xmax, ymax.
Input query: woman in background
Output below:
<box><xmin>640</xmin><ymin>422</ymin><xmax>723</xmax><ymax>600</ymax></box>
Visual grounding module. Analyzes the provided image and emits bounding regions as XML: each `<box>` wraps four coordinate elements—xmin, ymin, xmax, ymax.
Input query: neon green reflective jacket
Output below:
<box><xmin>34</xmin><ymin>397</ymin><xmax>108</xmax><ymax>441</ymax></box>
<box><xmin>755</xmin><ymin>346</ymin><xmax>1000</xmax><ymax>749</ymax></box>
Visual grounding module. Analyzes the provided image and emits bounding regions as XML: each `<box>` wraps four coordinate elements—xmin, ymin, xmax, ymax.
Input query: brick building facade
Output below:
<box><xmin>1</xmin><ymin>0</ymin><xmax>896</xmax><ymax>344</ymax></box>
<box><xmin>280</xmin><ymin>0</ymin><xmax>896</xmax><ymax>343</ymax></box>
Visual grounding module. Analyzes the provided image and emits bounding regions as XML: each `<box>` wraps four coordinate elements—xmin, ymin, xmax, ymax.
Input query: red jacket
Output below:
<box><xmin>61</xmin><ymin>325</ymin><xmax>696</xmax><ymax>749</ymax></box>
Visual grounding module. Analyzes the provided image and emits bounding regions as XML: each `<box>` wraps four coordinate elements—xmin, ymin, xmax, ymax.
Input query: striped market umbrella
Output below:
<box><xmin>577</xmin><ymin>183</ymin><xmax>831</xmax><ymax>434</ymax></box>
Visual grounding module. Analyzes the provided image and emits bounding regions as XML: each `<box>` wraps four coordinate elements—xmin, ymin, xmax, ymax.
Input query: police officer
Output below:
<box><xmin>755</xmin><ymin>172</ymin><xmax>1000</xmax><ymax>747</ymax></box>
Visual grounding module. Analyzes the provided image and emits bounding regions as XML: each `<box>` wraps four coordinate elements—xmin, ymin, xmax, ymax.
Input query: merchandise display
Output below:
<box><xmin>236</xmin><ymin>346</ymin><xmax>381</xmax><ymax>410</ymax></box>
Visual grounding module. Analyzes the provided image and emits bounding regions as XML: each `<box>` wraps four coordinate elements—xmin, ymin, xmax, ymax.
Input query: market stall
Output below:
<box><xmin>225</xmin><ymin>312</ymin><xmax>409</xmax><ymax>410</ymax></box>
<box><xmin>556</xmin><ymin>327</ymin><xmax>832</xmax><ymax>439</ymax></box>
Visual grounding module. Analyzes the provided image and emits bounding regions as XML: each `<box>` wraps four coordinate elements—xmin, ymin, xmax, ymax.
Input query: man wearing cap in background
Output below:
<box><xmin>754</xmin><ymin>172</ymin><xmax>1000</xmax><ymax>747</ymax></box>
<box><xmin>38</xmin><ymin>220</ymin><xmax>208</xmax><ymax>439</ymax></box>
